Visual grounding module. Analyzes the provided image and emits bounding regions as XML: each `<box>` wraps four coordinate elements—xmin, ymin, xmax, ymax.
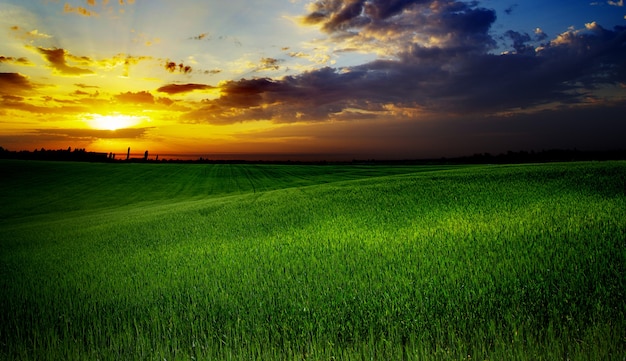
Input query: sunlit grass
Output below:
<box><xmin>1</xmin><ymin>160</ymin><xmax>624</xmax><ymax>360</ymax></box>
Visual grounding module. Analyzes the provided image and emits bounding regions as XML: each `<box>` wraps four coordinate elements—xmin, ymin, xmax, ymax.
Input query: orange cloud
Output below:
<box><xmin>33</xmin><ymin>127</ymin><xmax>150</xmax><ymax>140</ymax></box>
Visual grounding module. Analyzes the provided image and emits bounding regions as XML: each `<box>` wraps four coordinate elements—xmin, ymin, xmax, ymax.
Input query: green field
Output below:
<box><xmin>1</xmin><ymin>160</ymin><xmax>625</xmax><ymax>360</ymax></box>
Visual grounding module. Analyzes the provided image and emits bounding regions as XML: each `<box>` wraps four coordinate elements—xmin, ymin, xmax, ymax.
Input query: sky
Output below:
<box><xmin>0</xmin><ymin>0</ymin><xmax>625</xmax><ymax>160</ymax></box>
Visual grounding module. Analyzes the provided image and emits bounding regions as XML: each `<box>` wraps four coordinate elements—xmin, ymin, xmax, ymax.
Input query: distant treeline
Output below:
<box><xmin>444</xmin><ymin>149</ymin><xmax>626</xmax><ymax>165</ymax></box>
<box><xmin>400</xmin><ymin>148</ymin><xmax>626</xmax><ymax>165</ymax></box>
<box><xmin>1</xmin><ymin>145</ymin><xmax>625</xmax><ymax>164</ymax></box>
<box><xmin>0</xmin><ymin>146</ymin><xmax>111</xmax><ymax>162</ymax></box>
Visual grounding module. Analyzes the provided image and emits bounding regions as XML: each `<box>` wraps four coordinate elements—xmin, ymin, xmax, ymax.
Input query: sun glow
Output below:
<box><xmin>87</xmin><ymin>113</ymin><xmax>146</xmax><ymax>130</ymax></box>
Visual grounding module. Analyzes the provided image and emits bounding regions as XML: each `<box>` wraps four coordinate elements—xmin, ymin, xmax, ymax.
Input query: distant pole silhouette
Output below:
<box><xmin>144</xmin><ymin>150</ymin><xmax>148</xmax><ymax>161</ymax></box>
<box><xmin>127</xmin><ymin>147</ymin><xmax>130</xmax><ymax>160</ymax></box>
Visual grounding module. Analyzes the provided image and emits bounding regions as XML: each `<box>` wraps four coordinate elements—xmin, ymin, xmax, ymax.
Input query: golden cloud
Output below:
<box><xmin>64</xmin><ymin>3</ymin><xmax>99</xmax><ymax>17</ymax></box>
<box><xmin>9</xmin><ymin>26</ymin><xmax>53</xmax><ymax>41</ymax></box>
<box><xmin>0</xmin><ymin>56</ymin><xmax>32</xmax><ymax>66</ymax></box>
<box><xmin>114</xmin><ymin>91</ymin><xmax>155</xmax><ymax>104</ymax></box>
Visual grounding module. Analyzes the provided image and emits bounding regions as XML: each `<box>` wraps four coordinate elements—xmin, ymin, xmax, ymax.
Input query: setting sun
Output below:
<box><xmin>87</xmin><ymin>113</ymin><xmax>145</xmax><ymax>131</ymax></box>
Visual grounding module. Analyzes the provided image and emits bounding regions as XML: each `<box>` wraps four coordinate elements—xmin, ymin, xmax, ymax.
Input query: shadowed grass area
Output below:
<box><xmin>1</xmin><ymin>160</ymin><xmax>625</xmax><ymax>360</ymax></box>
<box><xmin>0</xmin><ymin>161</ymin><xmax>465</xmax><ymax>222</ymax></box>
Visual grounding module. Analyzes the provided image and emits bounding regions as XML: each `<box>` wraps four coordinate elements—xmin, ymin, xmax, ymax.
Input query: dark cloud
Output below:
<box><xmin>504</xmin><ymin>4</ymin><xmax>518</xmax><ymax>15</ymax></box>
<box><xmin>534</xmin><ymin>28</ymin><xmax>548</xmax><ymax>42</ymax></box>
<box><xmin>303</xmin><ymin>0</ymin><xmax>495</xmax><ymax>37</ymax></box>
<box><xmin>258</xmin><ymin>57</ymin><xmax>282</xmax><ymax>71</ymax></box>
<box><xmin>189</xmin><ymin>32</ymin><xmax>211</xmax><ymax>40</ymax></box>
<box><xmin>213</xmin><ymin>78</ymin><xmax>280</xmax><ymax>108</ymax></box>
<box><xmin>164</xmin><ymin>60</ymin><xmax>192</xmax><ymax>74</ymax></box>
<box><xmin>203</xmin><ymin>69</ymin><xmax>222</xmax><ymax>75</ymax></box>
<box><xmin>357</xmin><ymin>24</ymin><xmax>626</xmax><ymax>113</ymax></box>
<box><xmin>114</xmin><ymin>91</ymin><xmax>154</xmax><ymax>104</ymax></box>
<box><xmin>504</xmin><ymin>30</ymin><xmax>534</xmax><ymax>54</ymax></box>
<box><xmin>441</xmin><ymin>5</ymin><xmax>496</xmax><ymax>39</ymax></box>
<box><xmin>0</xmin><ymin>72</ymin><xmax>35</xmax><ymax>95</ymax></box>
<box><xmin>181</xmin><ymin>68</ymin><xmax>391</xmax><ymax>124</ymax></box>
<box><xmin>183</xmin><ymin>18</ymin><xmax>626</xmax><ymax>125</ymax></box>
<box><xmin>157</xmin><ymin>83</ymin><xmax>214</xmax><ymax>94</ymax></box>
<box><xmin>37</xmin><ymin>48</ymin><xmax>94</xmax><ymax>75</ymax></box>
<box><xmin>303</xmin><ymin>0</ymin><xmax>497</xmax><ymax>57</ymax></box>
<box><xmin>164</xmin><ymin>61</ymin><xmax>177</xmax><ymax>72</ymax></box>
<box><xmin>303</xmin><ymin>0</ymin><xmax>442</xmax><ymax>31</ymax></box>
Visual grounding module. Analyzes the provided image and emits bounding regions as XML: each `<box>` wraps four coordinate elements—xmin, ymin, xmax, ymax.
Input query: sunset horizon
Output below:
<box><xmin>1</xmin><ymin>0</ymin><xmax>625</xmax><ymax>161</ymax></box>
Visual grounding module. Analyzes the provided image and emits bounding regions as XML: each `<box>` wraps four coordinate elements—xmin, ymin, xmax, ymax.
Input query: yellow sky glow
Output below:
<box><xmin>86</xmin><ymin>113</ymin><xmax>146</xmax><ymax>131</ymax></box>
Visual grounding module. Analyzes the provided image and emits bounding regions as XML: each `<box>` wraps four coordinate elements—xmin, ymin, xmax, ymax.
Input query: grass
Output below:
<box><xmin>0</xmin><ymin>160</ymin><xmax>625</xmax><ymax>360</ymax></box>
